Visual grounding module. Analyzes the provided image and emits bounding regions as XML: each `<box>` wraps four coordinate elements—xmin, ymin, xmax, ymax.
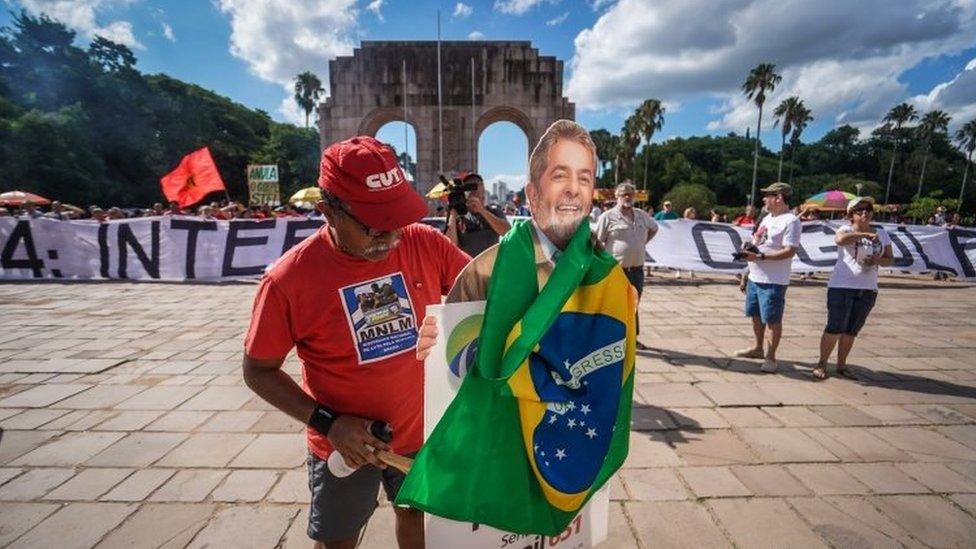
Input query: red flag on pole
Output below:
<box><xmin>160</xmin><ymin>147</ymin><xmax>227</xmax><ymax>208</ymax></box>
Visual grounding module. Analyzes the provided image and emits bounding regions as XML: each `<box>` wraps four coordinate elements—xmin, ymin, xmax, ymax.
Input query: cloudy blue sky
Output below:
<box><xmin>2</xmin><ymin>0</ymin><xmax>975</xmax><ymax>190</ymax></box>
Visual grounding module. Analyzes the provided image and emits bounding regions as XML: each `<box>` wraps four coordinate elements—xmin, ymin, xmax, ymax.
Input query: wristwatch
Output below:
<box><xmin>308</xmin><ymin>404</ymin><xmax>341</xmax><ymax>436</ymax></box>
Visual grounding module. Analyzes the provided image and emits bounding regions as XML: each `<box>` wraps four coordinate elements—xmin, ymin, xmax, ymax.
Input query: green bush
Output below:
<box><xmin>661</xmin><ymin>183</ymin><xmax>716</xmax><ymax>218</ymax></box>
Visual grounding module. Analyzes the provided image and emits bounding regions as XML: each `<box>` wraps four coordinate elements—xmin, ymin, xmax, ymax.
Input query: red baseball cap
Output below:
<box><xmin>318</xmin><ymin>136</ymin><xmax>427</xmax><ymax>231</ymax></box>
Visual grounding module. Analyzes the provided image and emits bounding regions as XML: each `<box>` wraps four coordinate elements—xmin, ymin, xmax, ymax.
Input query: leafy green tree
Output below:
<box><xmin>742</xmin><ymin>63</ymin><xmax>781</xmax><ymax>203</ymax></box>
<box><xmin>294</xmin><ymin>71</ymin><xmax>323</xmax><ymax>128</ymax></box>
<box><xmin>881</xmin><ymin>102</ymin><xmax>918</xmax><ymax>204</ymax></box>
<box><xmin>588</xmin><ymin>128</ymin><xmax>616</xmax><ymax>182</ymax></box>
<box><xmin>773</xmin><ymin>96</ymin><xmax>800</xmax><ymax>180</ymax></box>
<box><xmin>787</xmin><ymin>102</ymin><xmax>813</xmax><ymax>184</ymax></box>
<box><xmin>915</xmin><ymin>109</ymin><xmax>951</xmax><ymax>197</ymax></box>
<box><xmin>957</xmin><ymin>119</ymin><xmax>976</xmax><ymax>209</ymax></box>
<box><xmin>662</xmin><ymin>183</ymin><xmax>716</xmax><ymax>216</ymax></box>
<box><xmin>633</xmin><ymin>99</ymin><xmax>665</xmax><ymax>190</ymax></box>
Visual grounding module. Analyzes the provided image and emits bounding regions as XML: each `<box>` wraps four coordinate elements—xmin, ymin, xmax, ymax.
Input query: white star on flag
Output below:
<box><xmin>563</xmin><ymin>359</ymin><xmax>571</xmax><ymax>369</ymax></box>
<box><xmin>548</xmin><ymin>414</ymin><xmax>558</xmax><ymax>424</ymax></box>
<box><xmin>555</xmin><ymin>449</ymin><xmax>566</xmax><ymax>460</ymax></box>
<box><xmin>586</xmin><ymin>428</ymin><xmax>597</xmax><ymax>439</ymax></box>
<box><xmin>567</xmin><ymin>418</ymin><xmax>577</xmax><ymax>428</ymax></box>
<box><xmin>580</xmin><ymin>404</ymin><xmax>591</xmax><ymax>415</ymax></box>
<box><xmin>567</xmin><ymin>401</ymin><xmax>576</xmax><ymax>411</ymax></box>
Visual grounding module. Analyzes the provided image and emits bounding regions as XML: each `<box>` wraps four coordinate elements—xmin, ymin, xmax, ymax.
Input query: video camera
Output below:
<box><xmin>732</xmin><ymin>242</ymin><xmax>760</xmax><ymax>261</ymax></box>
<box><xmin>439</xmin><ymin>174</ymin><xmax>479</xmax><ymax>217</ymax></box>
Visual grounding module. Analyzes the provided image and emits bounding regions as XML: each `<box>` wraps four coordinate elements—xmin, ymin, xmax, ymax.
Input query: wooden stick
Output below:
<box><xmin>376</xmin><ymin>450</ymin><xmax>413</xmax><ymax>474</ymax></box>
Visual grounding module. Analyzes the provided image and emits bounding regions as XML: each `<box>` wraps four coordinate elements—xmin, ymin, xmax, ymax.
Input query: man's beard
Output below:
<box><xmin>362</xmin><ymin>238</ymin><xmax>400</xmax><ymax>260</ymax></box>
<box><xmin>541</xmin><ymin>201</ymin><xmax>586</xmax><ymax>244</ymax></box>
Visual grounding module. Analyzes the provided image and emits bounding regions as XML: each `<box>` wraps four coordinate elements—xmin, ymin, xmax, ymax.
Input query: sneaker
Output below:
<box><xmin>734</xmin><ymin>348</ymin><xmax>765</xmax><ymax>359</ymax></box>
<box><xmin>761</xmin><ymin>358</ymin><xmax>779</xmax><ymax>373</ymax></box>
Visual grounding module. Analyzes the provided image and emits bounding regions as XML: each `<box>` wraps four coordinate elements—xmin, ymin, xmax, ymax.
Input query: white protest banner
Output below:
<box><xmin>422</xmin><ymin>302</ymin><xmax>609</xmax><ymax>549</ymax></box>
<box><xmin>2</xmin><ymin>218</ymin><xmax>975</xmax><ymax>281</ymax></box>
<box><xmin>0</xmin><ymin>217</ymin><xmax>324</xmax><ymax>281</ymax></box>
<box><xmin>644</xmin><ymin>219</ymin><xmax>976</xmax><ymax>279</ymax></box>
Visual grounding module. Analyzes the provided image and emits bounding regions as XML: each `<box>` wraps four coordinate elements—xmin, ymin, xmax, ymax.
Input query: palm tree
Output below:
<box><xmin>589</xmin><ymin>129</ymin><xmax>615</xmax><ymax>179</ymax></box>
<box><xmin>882</xmin><ymin>102</ymin><xmax>918</xmax><ymax>204</ymax></box>
<box><xmin>616</xmin><ymin>117</ymin><xmax>641</xmax><ymax>185</ymax></box>
<box><xmin>773</xmin><ymin>96</ymin><xmax>800</xmax><ymax>181</ymax></box>
<box><xmin>915</xmin><ymin>109</ymin><xmax>951</xmax><ymax>197</ymax></box>
<box><xmin>787</xmin><ymin>103</ymin><xmax>813</xmax><ymax>184</ymax></box>
<box><xmin>294</xmin><ymin>71</ymin><xmax>324</xmax><ymax>128</ymax></box>
<box><xmin>742</xmin><ymin>63</ymin><xmax>782</xmax><ymax>203</ymax></box>
<box><xmin>634</xmin><ymin>99</ymin><xmax>666</xmax><ymax>190</ymax></box>
<box><xmin>956</xmin><ymin>119</ymin><xmax>976</xmax><ymax>210</ymax></box>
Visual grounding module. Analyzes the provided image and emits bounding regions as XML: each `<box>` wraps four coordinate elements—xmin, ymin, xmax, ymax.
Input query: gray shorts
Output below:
<box><xmin>306</xmin><ymin>452</ymin><xmax>409</xmax><ymax>543</ymax></box>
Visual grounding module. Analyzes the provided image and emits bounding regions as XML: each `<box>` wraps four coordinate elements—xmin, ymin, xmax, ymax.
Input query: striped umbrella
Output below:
<box><xmin>0</xmin><ymin>190</ymin><xmax>51</xmax><ymax>206</ymax></box>
<box><xmin>801</xmin><ymin>190</ymin><xmax>858</xmax><ymax>211</ymax></box>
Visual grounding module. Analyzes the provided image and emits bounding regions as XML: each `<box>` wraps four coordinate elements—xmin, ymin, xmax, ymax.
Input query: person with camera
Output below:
<box><xmin>595</xmin><ymin>181</ymin><xmax>658</xmax><ymax>350</ymax></box>
<box><xmin>242</xmin><ymin>136</ymin><xmax>470</xmax><ymax>549</ymax></box>
<box><xmin>734</xmin><ymin>182</ymin><xmax>802</xmax><ymax>373</ymax></box>
<box><xmin>812</xmin><ymin>196</ymin><xmax>893</xmax><ymax>381</ymax></box>
<box><xmin>445</xmin><ymin>172</ymin><xmax>512</xmax><ymax>258</ymax></box>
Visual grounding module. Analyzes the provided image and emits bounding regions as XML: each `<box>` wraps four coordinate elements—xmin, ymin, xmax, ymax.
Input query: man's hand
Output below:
<box><xmin>741</xmin><ymin>251</ymin><xmax>760</xmax><ymax>262</ymax></box>
<box><xmin>466</xmin><ymin>195</ymin><xmax>487</xmax><ymax>215</ymax></box>
<box><xmin>416</xmin><ymin>315</ymin><xmax>438</xmax><ymax>360</ymax></box>
<box><xmin>327</xmin><ymin>415</ymin><xmax>391</xmax><ymax>469</ymax></box>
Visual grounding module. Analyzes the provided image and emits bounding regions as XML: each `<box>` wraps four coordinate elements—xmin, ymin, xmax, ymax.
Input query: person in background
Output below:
<box><xmin>595</xmin><ymin>181</ymin><xmax>658</xmax><ymax>350</ymax></box>
<box><xmin>812</xmin><ymin>197</ymin><xmax>893</xmax><ymax>380</ymax></box>
<box><xmin>445</xmin><ymin>173</ymin><xmax>511</xmax><ymax>258</ymax></box>
<box><xmin>107</xmin><ymin>207</ymin><xmax>125</xmax><ymax>220</ymax></box>
<box><xmin>19</xmin><ymin>200</ymin><xmax>43</xmax><ymax>219</ymax></box>
<box><xmin>0</xmin><ymin>207</ymin><xmax>9</xmax><ymax>217</ymax></box>
<box><xmin>733</xmin><ymin>205</ymin><xmax>758</xmax><ymax>229</ymax></box>
<box><xmin>710</xmin><ymin>209</ymin><xmax>722</xmax><ymax>223</ymax></box>
<box><xmin>198</xmin><ymin>205</ymin><xmax>216</xmax><ymax>220</ymax></box>
<box><xmin>683</xmin><ymin>207</ymin><xmax>697</xmax><ymax>220</ymax></box>
<box><xmin>653</xmin><ymin>200</ymin><xmax>679</xmax><ymax>220</ymax></box>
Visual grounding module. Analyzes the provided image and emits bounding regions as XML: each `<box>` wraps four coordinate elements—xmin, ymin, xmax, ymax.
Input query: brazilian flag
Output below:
<box><xmin>396</xmin><ymin>219</ymin><xmax>636</xmax><ymax>535</ymax></box>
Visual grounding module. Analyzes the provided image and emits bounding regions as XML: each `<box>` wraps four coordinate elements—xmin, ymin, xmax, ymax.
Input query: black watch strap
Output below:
<box><xmin>308</xmin><ymin>405</ymin><xmax>340</xmax><ymax>436</ymax></box>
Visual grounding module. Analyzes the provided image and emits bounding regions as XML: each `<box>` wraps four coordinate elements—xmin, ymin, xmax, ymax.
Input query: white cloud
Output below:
<box><xmin>17</xmin><ymin>0</ymin><xmax>144</xmax><ymax>49</ymax></box>
<box><xmin>468</xmin><ymin>31</ymin><xmax>485</xmax><ymax>40</ymax></box>
<box><xmin>161</xmin><ymin>21</ymin><xmax>175</xmax><ymax>42</ymax></box>
<box><xmin>367</xmin><ymin>0</ymin><xmax>385</xmax><ymax>21</ymax></box>
<box><xmin>910</xmin><ymin>56</ymin><xmax>976</xmax><ymax>131</ymax></box>
<box><xmin>567</xmin><ymin>0</ymin><xmax>976</xmax><ymax>134</ymax></box>
<box><xmin>453</xmin><ymin>2</ymin><xmax>473</xmax><ymax>18</ymax></box>
<box><xmin>589</xmin><ymin>0</ymin><xmax>615</xmax><ymax>10</ymax></box>
<box><xmin>493</xmin><ymin>0</ymin><xmax>552</xmax><ymax>15</ymax></box>
<box><xmin>215</xmin><ymin>0</ymin><xmax>358</xmax><ymax>123</ymax></box>
<box><xmin>546</xmin><ymin>11</ymin><xmax>569</xmax><ymax>26</ymax></box>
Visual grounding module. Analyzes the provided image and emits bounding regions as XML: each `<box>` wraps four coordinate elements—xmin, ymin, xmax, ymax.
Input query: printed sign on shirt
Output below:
<box><xmin>339</xmin><ymin>272</ymin><xmax>418</xmax><ymax>364</ymax></box>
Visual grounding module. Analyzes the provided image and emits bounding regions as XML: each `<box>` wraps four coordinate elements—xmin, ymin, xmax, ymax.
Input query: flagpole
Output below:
<box><xmin>402</xmin><ymin>58</ymin><xmax>412</xmax><ymax>189</ymax></box>
<box><xmin>471</xmin><ymin>56</ymin><xmax>476</xmax><ymax>171</ymax></box>
<box><xmin>437</xmin><ymin>10</ymin><xmax>443</xmax><ymax>174</ymax></box>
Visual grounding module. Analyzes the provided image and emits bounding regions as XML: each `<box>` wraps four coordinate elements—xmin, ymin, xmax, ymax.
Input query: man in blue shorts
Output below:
<box><xmin>734</xmin><ymin>182</ymin><xmax>802</xmax><ymax>373</ymax></box>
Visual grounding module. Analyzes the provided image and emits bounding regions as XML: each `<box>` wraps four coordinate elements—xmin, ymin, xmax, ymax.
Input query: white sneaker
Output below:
<box><xmin>761</xmin><ymin>358</ymin><xmax>778</xmax><ymax>373</ymax></box>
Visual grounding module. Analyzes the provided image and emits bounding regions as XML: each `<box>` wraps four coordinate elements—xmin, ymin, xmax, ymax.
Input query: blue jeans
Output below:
<box><xmin>744</xmin><ymin>280</ymin><xmax>787</xmax><ymax>325</ymax></box>
<box><xmin>825</xmin><ymin>287</ymin><xmax>877</xmax><ymax>336</ymax></box>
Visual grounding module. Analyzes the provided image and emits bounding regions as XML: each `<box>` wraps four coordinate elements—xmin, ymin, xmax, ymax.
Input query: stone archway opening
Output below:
<box><xmin>375</xmin><ymin>121</ymin><xmax>418</xmax><ymax>184</ymax></box>
<box><xmin>477</xmin><ymin>121</ymin><xmax>529</xmax><ymax>203</ymax></box>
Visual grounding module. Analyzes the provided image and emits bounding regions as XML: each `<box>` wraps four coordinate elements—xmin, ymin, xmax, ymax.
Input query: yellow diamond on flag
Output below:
<box><xmin>426</xmin><ymin>182</ymin><xmax>450</xmax><ymax>199</ymax></box>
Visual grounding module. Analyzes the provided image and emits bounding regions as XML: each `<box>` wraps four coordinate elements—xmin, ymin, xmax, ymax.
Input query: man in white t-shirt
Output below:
<box><xmin>734</xmin><ymin>182</ymin><xmax>802</xmax><ymax>372</ymax></box>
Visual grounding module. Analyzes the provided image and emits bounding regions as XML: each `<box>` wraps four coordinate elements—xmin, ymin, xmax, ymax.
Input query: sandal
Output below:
<box><xmin>812</xmin><ymin>365</ymin><xmax>829</xmax><ymax>381</ymax></box>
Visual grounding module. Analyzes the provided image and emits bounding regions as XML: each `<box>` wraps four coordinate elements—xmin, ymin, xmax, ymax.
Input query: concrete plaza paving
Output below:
<box><xmin>1</xmin><ymin>274</ymin><xmax>976</xmax><ymax>548</ymax></box>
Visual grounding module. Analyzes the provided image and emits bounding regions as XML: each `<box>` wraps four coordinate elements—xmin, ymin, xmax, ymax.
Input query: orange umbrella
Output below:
<box><xmin>0</xmin><ymin>190</ymin><xmax>51</xmax><ymax>206</ymax></box>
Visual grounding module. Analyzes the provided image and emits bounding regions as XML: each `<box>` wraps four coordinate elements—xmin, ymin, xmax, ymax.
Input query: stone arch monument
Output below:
<box><xmin>318</xmin><ymin>41</ymin><xmax>574</xmax><ymax>194</ymax></box>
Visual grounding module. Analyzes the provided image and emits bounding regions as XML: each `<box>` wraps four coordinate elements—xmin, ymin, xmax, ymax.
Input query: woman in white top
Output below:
<box><xmin>812</xmin><ymin>197</ymin><xmax>893</xmax><ymax>380</ymax></box>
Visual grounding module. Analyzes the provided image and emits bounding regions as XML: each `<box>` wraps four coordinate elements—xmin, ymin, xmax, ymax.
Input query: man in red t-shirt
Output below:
<box><xmin>243</xmin><ymin>136</ymin><xmax>470</xmax><ymax>549</ymax></box>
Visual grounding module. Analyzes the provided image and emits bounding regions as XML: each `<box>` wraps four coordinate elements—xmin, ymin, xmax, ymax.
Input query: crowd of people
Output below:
<box><xmin>0</xmin><ymin>199</ymin><xmax>310</xmax><ymax>221</ymax></box>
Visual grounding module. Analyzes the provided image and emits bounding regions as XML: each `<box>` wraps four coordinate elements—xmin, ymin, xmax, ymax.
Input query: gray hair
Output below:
<box><xmin>615</xmin><ymin>182</ymin><xmax>636</xmax><ymax>194</ymax></box>
<box><xmin>528</xmin><ymin>120</ymin><xmax>598</xmax><ymax>188</ymax></box>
